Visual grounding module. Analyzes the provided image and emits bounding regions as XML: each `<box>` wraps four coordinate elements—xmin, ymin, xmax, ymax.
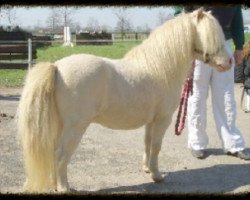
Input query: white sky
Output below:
<box><xmin>1</xmin><ymin>6</ymin><xmax>249</xmax><ymax>30</ymax></box>
<box><xmin>0</xmin><ymin>6</ymin><xmax>176</xmax><ymax>30</ymax></box>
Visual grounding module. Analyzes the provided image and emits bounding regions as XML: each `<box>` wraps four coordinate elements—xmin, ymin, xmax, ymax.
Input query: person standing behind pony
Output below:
<box><xmin>179</xmin><ymin>5</ymin><xmax>250</xmax><ymax>160</ymax></box>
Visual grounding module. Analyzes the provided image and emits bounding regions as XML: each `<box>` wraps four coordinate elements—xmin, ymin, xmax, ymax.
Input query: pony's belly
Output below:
<box><xmin>93</xmin><ymin>112</ymin><xmax>152</xmax><ymax>130</ymax></box>
<box><xmin>96</xmin><ymin>120</ymin><xmax>145</xmax><ymax>130</ymax></box>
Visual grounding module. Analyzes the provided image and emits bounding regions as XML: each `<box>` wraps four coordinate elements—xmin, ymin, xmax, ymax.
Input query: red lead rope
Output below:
<box><xmin>175</xmin><ymin>61</ymin><xmax>195</xmax><ymax>135</ymax></box>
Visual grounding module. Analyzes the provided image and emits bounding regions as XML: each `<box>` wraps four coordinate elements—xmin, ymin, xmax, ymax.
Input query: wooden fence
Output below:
<box><xmin>0</xmin><ymin>39</ymin><xmax>36</xmax><ymax>69</ymax></box>
<box><xmin>76</xmin><ymin>32</ymin><xmax>113</xmax><ymax>45</ymax></box>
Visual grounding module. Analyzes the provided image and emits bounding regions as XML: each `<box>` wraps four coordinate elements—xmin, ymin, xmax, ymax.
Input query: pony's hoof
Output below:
<box><xmin>151</xmin><ymin>173</ymin><xmax>164</xmax><ymax>183</ymax></box>
<box><xmin>142</xmin><ymin>165</ymin><xmax>150</xmax><ymax>173</ymax></box>
<box><xmin>69</xmin><ymin>188</ymin><xmax>78</xmax><ymax>193</ymax></box>
<box><xmin>22</xmin><ymin>180</ymin><xmax>29</xmax><ymax>192</ymax></box>
<box><xmin>56</xmin><ymin>186</ymin><xmax>70</xmax><ymax>193</ymax></box>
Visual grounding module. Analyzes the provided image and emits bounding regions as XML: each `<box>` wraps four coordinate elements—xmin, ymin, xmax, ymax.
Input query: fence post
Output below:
<box><xmin>28</xmin><ymin>38</ymin><xmax>32</xmax><ymax>70</ymax></box>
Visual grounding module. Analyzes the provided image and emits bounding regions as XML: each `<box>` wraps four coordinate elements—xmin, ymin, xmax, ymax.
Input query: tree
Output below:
<box><xmin>157</xmin><ymin>11</ymin><xmax>167</xmax><ymax>26</ymax></box>
<box><xmin>0</xmin><ymin>6</ymin><xmax>17</xmax><ymax>27</ymax></box>
<box><xmin>113</xmin><ymin>7</ymin><xmax>133</xmax><ymax>39</ymax></box>
<box><xmin>86</xmin><ymin>17</ymin><xmax>100</xmax><ymax>32</ymax></box>
<box><xmin>4</xmin><ymin>6</ymin><xmax>17</xmax><ymax>27</ymax></box>
<box><xmin>46</xmin><ymin>8</ymin><xmax>62</xmax><ymax>34</ymax></box>
<box><xmin>0</xmin><ymin>7</ymin><xmax>5</xmax><ymax>25</ymax></box>
<box><xmin>100</xmin><ymin>24</ymin><xmax>113</xmax><ymax>33</ymax></box>
<box><xmin>243</xmin><ymin>9</ymin><xmax>250</xmax><ymax>25</ymax></box>
<box><xmin>58</xmin><ymin>6</ymin><xmax>77</xmax><ymax>27</ymax></box>
<box><xmin>71</xmin><ymin>22</ymin><xmax>81</xmax><ymax>34</ymax></box>
<box><xmin>135</xmin><ymin>23</ymin><xmax>151</xmax><ymax>33</ymax></box>
<box><xmin>157</xmin><ymin>10</ymin><xmax>173</xmax><ymax>26</ymax></box>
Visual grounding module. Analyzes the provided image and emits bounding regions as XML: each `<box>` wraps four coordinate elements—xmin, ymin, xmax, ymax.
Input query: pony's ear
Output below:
<box><xmin>197</xmin><ymin>7</ymin><xmax>205</xmax><ymax>21</ymax></box>
<box><xmin>191</xmin><ymin>7</ymin><xmax>205</xmax><ymax>23</ymax></box>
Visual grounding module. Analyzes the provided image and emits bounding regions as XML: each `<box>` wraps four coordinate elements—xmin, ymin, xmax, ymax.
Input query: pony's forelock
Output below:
<box><xmin>194</xmin><ymin>10</ymin><xmax>225</xmax><ymax>56</ymax></box>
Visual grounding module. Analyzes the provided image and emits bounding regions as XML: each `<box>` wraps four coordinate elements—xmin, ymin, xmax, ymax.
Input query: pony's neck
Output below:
<box><xmin>124</xmin><ymin>14</ymin><xmax>195</xmax><ymax>87</ymax></box>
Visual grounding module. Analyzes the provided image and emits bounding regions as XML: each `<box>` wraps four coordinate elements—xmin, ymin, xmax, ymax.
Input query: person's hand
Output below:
<box><xmin>234</xmin><ymin>50</ymin><xmax>244</xmax><ymax>66</ymax></box>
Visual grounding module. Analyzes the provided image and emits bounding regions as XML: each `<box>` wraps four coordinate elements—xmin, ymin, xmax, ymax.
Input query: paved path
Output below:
<box><xmin>0</xmin><ymin>84</ymin><xmax>250</xmax><ymax>194</ymax></box>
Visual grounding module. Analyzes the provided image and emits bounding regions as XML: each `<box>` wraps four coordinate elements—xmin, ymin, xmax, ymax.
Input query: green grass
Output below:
<box><xmin>1</xmin><ymin>33</ymin><xmax>250</xmax><ymax>88</ymax></box>
<box><xmin>245</xmin><ymin>33</ymin><xmax>250</xmax><ymax>42</ymax></box>
<box><xmin>37</xmin><ymin>42</ymin><xmax>140</xmax><ymax>62</ymax></box>
<box><xmin>0</xmin><ymin>69</ymin><xmax>27</xmax><ymax>87</ymax></box>
<box><xmin>0</xmin><ymin>42</ymin><xmax>140</xmax><ymax>87</ymax></box>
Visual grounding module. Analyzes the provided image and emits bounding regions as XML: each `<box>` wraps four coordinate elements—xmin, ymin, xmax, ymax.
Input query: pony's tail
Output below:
<box><xmin>18</xmin><ymin>62</ymin><xmax>61</xmax><ymax>193</ymax></box>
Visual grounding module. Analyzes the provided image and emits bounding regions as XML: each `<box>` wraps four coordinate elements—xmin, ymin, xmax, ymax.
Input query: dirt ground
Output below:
<box><xmin>0</xmin><ymin>84</ymin><xmax>250</xmax><ymax>195</ymax></box>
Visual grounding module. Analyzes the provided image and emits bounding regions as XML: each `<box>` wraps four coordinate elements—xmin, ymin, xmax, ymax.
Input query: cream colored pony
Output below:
<box><xmin>18</xmin><ymin>8</ymin><xmax>232</xmax><ymax>193</ymax></box>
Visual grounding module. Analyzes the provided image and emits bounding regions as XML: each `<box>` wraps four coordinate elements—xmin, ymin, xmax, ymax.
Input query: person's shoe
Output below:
<box><xmin>191</xmin><ymin>149</ymin><xmax>206</xmax><ymax>159</ymax></box>
<box><xmin>226</xmin><ymin>149</ymin><xmax>250</xmax><ymax>160</ymax></box>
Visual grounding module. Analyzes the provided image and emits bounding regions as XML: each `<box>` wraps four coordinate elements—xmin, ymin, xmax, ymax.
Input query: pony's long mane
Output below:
<box><xmin>123</xmin><ymin>10</ymin><xmax>225</xmax><ymax>88</ymax></box>
<box><xmin>124</xmin><ymin>12</ymin><xmax>194</xmax><ymax>88</ymax></box>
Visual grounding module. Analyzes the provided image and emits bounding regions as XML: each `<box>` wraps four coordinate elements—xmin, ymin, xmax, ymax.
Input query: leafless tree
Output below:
<box><xmin>113</xmin><ymin>7</ymin><xmax>133</xmax><ymax>39</ymax></box>
<box><xmin>0</xmin><ymin>6</ymin><xmax>17</xmax><ymax>27</ymax></box>
<box><xmin>46</xmin><ymin>8</ymin><xmax>62</xmax><ymax>34</ymax></box>
<box><xmin>100</xmin><ymin>24</ymin><xmax>113</xmax><ymax>33</ymax></box>
<box><xmin>157</xmin><ymin>11</ymin><xmax>166</xmax><ymax>26</ymax></box>
<box><xmin>86</xmin><ymin>17</ymin><xmax>100</xmax><ymax>32</ymax></box>
<box><xmin>157</xmin><ymin>10</ymin><xmax>173</xmax><ymax>26</ymax></box>
<box><xmin>136</xmin><ymin>23</ymin><xmax>151</xmax><ymax>33</ymax></box>
<box><xmin>71</xmin><ymin>22</ymin><xmax>81</xmax><ymax>34</ymax></box>
<box><xmin>58</xmin><ymin>6</ymin><xmax>78</xmax><ymax>27</ymax></box>
<box><xmin>0</xmin><ymin>7</ymin><xmax>5</xmax><ymax>24</ymax></box>
<box><xmin>243</xmin><ymin>9</ymin><xmax>250</xmax><ymax>24</ymax></box>
<box><xmin>4</xmin><ymin>6</ymin><xmax>17</xmax><ymax>26</ymax></box>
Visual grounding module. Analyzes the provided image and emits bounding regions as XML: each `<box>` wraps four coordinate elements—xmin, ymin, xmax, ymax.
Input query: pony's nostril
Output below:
<box><xmin>229</xmin><ymin>58</ymin><xmax>232</xmax><ymax>66</ymax></box>
<box><xmin>218</xmin><ymin>65</ymin><xmax>223</xmax><ymax>70</ymax></box>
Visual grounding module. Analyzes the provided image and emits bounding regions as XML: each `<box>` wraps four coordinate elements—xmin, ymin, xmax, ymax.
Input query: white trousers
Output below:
<box><xmin>187</xmin><ymin>40</ymin><xmax>245</xmax><ymax>153</ymax></box>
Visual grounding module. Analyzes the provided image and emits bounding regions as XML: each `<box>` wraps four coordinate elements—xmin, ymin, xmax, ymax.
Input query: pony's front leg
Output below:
<box><xmin>148</xmin><ymin>117</ymin><xmax>170</xmax><ymax>183</ymax></box>
<box><xmin>55</xmin><ymin>124</ymin><xmax>87</xmax><ymax>192</ymax></box>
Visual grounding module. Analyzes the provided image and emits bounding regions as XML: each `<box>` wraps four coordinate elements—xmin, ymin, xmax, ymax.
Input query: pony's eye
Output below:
<box><xmin>204</xmin><ymin>53</ymin><xmax>210</xmax><ymax>63</ymax></box>
<box><xmin>219</xmin><ymin>45</ymin><xmax>225</xmax><ymax>53</ymax></box>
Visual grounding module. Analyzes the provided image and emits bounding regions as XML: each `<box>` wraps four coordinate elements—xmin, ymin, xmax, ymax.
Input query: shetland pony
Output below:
<box><xmin>18</xmin><ymin>8</ymin><xmax>232</xmax><ymax>193</ymax></box>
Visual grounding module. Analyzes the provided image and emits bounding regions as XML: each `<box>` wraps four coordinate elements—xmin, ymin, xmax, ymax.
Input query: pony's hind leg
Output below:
<box><xmin>142</xmin><ymin>123</ymin><xmax>153</xmax><ymax>173</ymax></box>
<box><xmin>148</xmin><ymin>117</ymin><xmax>170</xmax><ymax>183</ymax></box>
<box><xmin>54</xmin><ymin>123</ymin><xmax>89</xmax><ymax>192</ymax></box>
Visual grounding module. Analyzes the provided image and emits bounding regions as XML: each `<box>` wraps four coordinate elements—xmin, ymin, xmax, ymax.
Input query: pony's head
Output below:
<box><xmin>191</xmin><ymin>8</ymin><xmax>232</xmax><ymax>72</ymax></box>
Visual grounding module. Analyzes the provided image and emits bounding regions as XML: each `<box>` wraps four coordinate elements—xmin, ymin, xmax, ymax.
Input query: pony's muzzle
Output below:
<box><xmin>216</xmin><ymin>58</ymin><xmax>232</xmax><ymax>72</ymax></box>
